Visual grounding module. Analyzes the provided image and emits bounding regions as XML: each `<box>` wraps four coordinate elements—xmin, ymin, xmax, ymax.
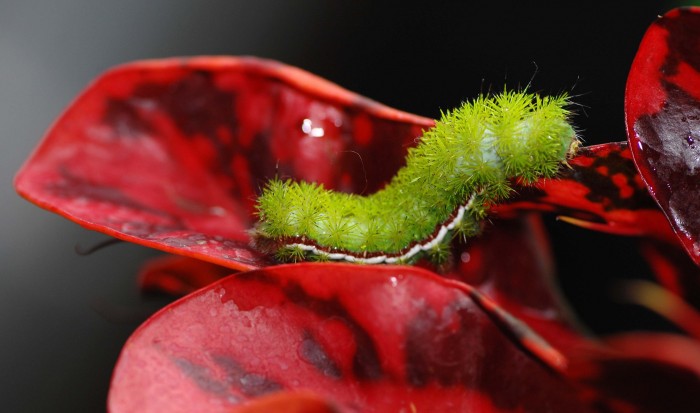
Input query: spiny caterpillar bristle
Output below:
<box><xmin>254</xmin><ymin>90</ymin><xmax>577</xmax><ymax>265</ymax></box>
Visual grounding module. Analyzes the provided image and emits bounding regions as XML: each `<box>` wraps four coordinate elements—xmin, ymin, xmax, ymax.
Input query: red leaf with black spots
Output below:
<box><xmin>15</xmin><ymin>57</ymin><xmax>432</xmax><ymax>272</ymax></box>
<box><xmin>625</xmin><ymin>7</ymin><xmax>700</xmax><ymax>265</ymax></box>
<box><xmin>495</xmin><ymin>143</ymin><xmax>675</xmax><ymax>243</ymax></box>
<box><xmin>109</xmin><ymin>264</ymin><xmax>593</xmax><ymax>413</ymax></box>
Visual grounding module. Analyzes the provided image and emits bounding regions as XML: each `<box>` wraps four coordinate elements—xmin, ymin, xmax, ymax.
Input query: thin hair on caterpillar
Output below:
<box><xmin>339</xmin><ymin>149</ymin><xmax>369</xmax><ymax>195</ymax></box>
<box><xmin>253</xmin><ymin>89</ymin><xmax>578</xmax><ymax>265</ymax></box>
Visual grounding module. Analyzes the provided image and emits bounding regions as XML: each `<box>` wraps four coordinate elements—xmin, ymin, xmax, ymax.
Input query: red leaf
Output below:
<box><xmin>15</xmin><ymin>57</ymin><xmax>432</xmax><ymax>272</ymax></box>
<box><xmin>138</xmin><ymin>255</ymin><xmax>235</xmax><ymax>296</ymax></box>
<box><xmin>625</xmin><ymin>7</ymin><xmax>700</xmax><ymax>265</ymax></box>
<box><xmin>108</xmin><ymin>264</ymin><xmax>593</xmax><ymax>413</ymax></box>
<box><xmin>229</xmin><ymin>391</ymin><xmax>340</xmax><ymax>413</ymax></box>
<box><xmin>447</xmin><ymin>214</ymin><xmax>584</xmax><ymax>351</ymax></box>
<box><xmin>494</xmin><ymin>143</ymin><xmax>675</xmax><ymax>243</ymax></box>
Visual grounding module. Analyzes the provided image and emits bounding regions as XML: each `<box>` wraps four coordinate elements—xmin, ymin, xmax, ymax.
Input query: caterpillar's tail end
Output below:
<box><xmin>250</xmin><ymin>235</ymin><xmax>305</xmax><ymax>264</ymax></box>
<box><xmin>248</xmin><ymin>226</ymin><xmax>284</xmax><ymax>258</ymax></box>
<box><xmin>250</xmin><ymin>226</ymin><xmax>319</xmax><ymax>264</ymax></box>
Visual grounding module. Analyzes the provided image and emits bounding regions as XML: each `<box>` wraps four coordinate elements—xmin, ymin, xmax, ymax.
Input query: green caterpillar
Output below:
<box><xmin>254</xmin><ymin>90</ymin><xmax>577</xmax><ymax>264</ymax></box>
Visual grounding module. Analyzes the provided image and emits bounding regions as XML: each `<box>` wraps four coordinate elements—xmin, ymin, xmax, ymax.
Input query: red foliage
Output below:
<box><xmin>109</xmin><ymin>264</ymin><xmax>592</xmax><ymax>413</ymax></box>
<box><xmin>14</xmin><ymin>6</ymin><xmax>700</xmax><ymax>413</ymax></box>
<box><xmin>494</xmin><ymin>143</ymin><xmax>675</xmax><ymax>242</ymax></box>
<box><xmin>15</xmin><ymin>57</ymin><xmax>664</xmax><ymax>275</ymax></box>
<box><xmin>625</xmin><ymin>7</ymin><xmax>700</xmax><ymax>266</ymax></box>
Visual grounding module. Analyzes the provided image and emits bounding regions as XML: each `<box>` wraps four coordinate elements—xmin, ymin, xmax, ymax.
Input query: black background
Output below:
<box><xmin>0</xmin><ymin>1</ymin><xmax>691</xmax><ymax>411</ymax></box>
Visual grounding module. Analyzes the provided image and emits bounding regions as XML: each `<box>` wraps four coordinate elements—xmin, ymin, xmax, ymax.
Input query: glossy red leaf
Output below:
<box><xmin>15</xmin><ymin>57</ymin><xmax>432</xmax><ymax>272</ymax></box>
<box><xmin>109</xmin><ymin>263</ymin><xmax>593</xmax><ymax>413</ymax></box>
<box><xmin>625</xmin><ymin>7</ymin><xmax>700</xmax><ymax>265</ymax></box>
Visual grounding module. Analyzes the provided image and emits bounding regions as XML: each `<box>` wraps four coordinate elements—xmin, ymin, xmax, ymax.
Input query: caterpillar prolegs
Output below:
<box><xmin>254</xmin><ymin>91</ymin><xmax>577</xmax><ymax>265</ymax></box>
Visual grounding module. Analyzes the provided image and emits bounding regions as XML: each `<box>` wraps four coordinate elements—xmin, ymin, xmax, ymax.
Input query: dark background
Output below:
<box><xmin>0</xmin><ymin>1</ymin><xmax>692</xmax><ymax>411</ymax></box>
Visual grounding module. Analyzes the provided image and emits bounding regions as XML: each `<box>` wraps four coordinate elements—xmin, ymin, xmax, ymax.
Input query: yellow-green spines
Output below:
<box><xmin>254</xmin><ymin>90</ymin><xmax>576</xmax><ymax>263</ymax></box>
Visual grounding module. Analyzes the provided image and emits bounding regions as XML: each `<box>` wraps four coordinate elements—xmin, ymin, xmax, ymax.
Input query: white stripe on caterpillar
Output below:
<box><xmin>282</xmin><ymin>194</ymin><xmax>475</xmax><ymax>264</ymax></box>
